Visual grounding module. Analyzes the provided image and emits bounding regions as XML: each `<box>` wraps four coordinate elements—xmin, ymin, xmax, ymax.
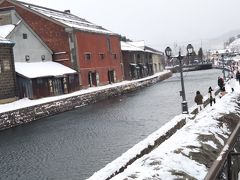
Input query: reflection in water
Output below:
<box><xmin>0</xmin><ymin>69</ymin><xmax>222</xmax><ymax>180</ymax></box>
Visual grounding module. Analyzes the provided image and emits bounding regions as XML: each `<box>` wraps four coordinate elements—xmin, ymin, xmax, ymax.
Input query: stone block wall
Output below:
<box><xmin>0</xmin><ymin>72</ymin><xmax>172</xmax><ymax>131</ymax></box>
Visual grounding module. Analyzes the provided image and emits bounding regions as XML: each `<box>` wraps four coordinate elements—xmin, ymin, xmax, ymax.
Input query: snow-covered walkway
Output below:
<box><xmin>88</xmin><ymin>80</ymin><xmax>240</xmax><ymax>180</ymax></box>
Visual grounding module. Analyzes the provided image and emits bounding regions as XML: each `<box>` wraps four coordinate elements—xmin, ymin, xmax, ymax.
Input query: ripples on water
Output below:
<box><xmin>0</xmin><ymin>69</ymin><xmax>222</xmax><ymax>180</ymax></box>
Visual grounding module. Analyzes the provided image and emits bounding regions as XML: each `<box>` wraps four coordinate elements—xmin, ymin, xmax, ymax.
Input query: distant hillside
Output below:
<box><xmin>205</xmin><ymin>29</ymin><xmax>240</xmax><ymax>50</ymax></box>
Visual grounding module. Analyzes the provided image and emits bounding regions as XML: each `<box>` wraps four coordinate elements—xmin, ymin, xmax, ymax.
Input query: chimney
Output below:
<box><xmin>64</xmin><ymin>10</ymin><xmax>71</xmax><ymax>14</ymax></box>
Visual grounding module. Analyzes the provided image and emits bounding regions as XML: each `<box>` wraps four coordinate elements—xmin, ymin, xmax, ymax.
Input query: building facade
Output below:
<box><xmin>0</xmin><ymin>0</ymin><xmax>124</xmax><ymax>88</ymax></box>
<box><xmin>0</xmin><ymin>7</ymin><xmax>79</xmax><ymax>99</ymax></box>
<box><xmin>0</xmin><ymin>38</ymin><xmax>18</xmax><ymax>104</ymax></box>
<box><xmin>121</xmin><ymin>41</ymin><xmax>146</xmax><ymax>80</ymax></box>
<box><xmin>121</xmin><ymin>41</ymin><xmax>164</xmax><ymax>80</ymax></box>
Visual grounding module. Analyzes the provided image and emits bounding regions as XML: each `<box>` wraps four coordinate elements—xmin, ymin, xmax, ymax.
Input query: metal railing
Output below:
<box><xmin>204</xmin><ymin>121</ymin><xmax>240</xmax><ymax>180</ymax></box>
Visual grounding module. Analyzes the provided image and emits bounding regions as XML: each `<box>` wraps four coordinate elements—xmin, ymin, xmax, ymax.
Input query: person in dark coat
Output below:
<box><xmin>236</xmin><ymin>71</ymin><xmax>240</xmax><ymax>85</ymax></box>
<box><xmin>208</xmin><ymin>86</ymin><xmax>216</xmax><ymax>106</ymax></box>
<box><xmin>218</xmin><ymin>77</ymin><xmax>224</xmax><ymax>91</ymax></box>
<box><xmin>194</xmin><ymin>91</ymin><xmax>203</xmax><ymax>112</ymax></box>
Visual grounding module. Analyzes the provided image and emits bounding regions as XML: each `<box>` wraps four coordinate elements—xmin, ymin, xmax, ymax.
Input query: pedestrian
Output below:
<box><xmin>194</xmin><ymin>91</ymin><xmax>203</xmax><ymax>112</ymax></box>
<box><xmin>236</xmin><ymin>71</ymin><xmax>240</xmax><ymax>84</ymax></box>
<box><xmin>229</xmin><ymin>76</ymin><xmax>235</xmax><ymax>92</ymax></box>
<box><xmin>218</xmin><ymin>77</ymin><xmax>224</xmax><ymax>91</ymax></box>
<box><xmin>208</xmin><ymin>86</ymin><xmax>216</xmax><ymax>106</ymax></box>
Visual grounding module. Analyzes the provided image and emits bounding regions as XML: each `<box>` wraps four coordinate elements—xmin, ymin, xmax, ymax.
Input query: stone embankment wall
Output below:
<box><xmin>0</xmin><ymin>72</ymin><xmax>172</xmax><ymax>131</ymax></box>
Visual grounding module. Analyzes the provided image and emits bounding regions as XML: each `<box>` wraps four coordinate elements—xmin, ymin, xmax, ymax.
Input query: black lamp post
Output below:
<box><xmin>165</xmin><ymin>47</ymin><xmax>188</xmax><ymax>114</ymax></box>
<box><xmin>216</xmin><ymin>51</ymin><xmax>219</xmax><ymax>64</ymax></box>
<box><xmin>187</xmin><ymin>44</ymin><xmax>194</xmax><ymax>64</ymax></box>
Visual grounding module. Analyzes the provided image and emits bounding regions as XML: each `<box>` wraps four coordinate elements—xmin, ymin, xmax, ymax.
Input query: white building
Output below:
<box><xmin>0</xmin><ymin>7</ymin><xmax>52</xmax><ymax>62</ymax></box>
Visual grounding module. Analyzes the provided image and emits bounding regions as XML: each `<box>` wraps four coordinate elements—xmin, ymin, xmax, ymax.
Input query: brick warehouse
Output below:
<box><xmin>0</xmin><ymin>0</ymin><xmax>124</xmax><ymax>88</ymax></box>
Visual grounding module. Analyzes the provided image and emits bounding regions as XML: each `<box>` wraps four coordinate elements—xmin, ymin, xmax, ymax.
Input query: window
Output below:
<box><xmin>41</xmin><ymin>55</ymin><xmax>45</xmax><ymax>61</ymax></box>
<box><xmin>3</xmin><ymin>60</ymin><xmax>10</xmax><ymax>71</ymax></box>
<box><xmin>112</xmin><ymin>53</ymin><xmax>117</xmax><ymax>59</ymax></box>
<box><xmin>69</xmin><ymin>75</ymin><xmax>75</xmax><ymax>83</ymax></box>
<box><xmin>106</xmin><ymin>36</ymin><xmax>111</xmax><ymax>52</ymax></box>
<box><xmin>84</xmin><ymin>53</ymin><xmax>91</xmax><ymax>60</ymax></box>
<box><xmin>133</xmin><ymin>54</ymin><xmax>136</xmax><ymax>61</ymax></box>
<box><xmin>99</xmin><ymin>53</ymin><xmax>105</xmax><ymax>60</ymax></box>
<box><xmin>37</xmin><ymin>78</ymin><xmax>43</xmax><ymax>84</ymax></box>
<box><xmin>25</xmin><ymin>55</ymin><xmax>30</xmax><ymax>62</ymax></box>
<box><xmin>137</xmin><ymin>54</ymin><xmax>140</xmax><ymax>60</ymax></box>
<box><xmin>23</xmin><ymin>33</ymin><xmax>28</xmax><ymax>39</ymax></box>
<box><xmin>149</xmin><ymin>54</ymin><xmax>152</xmax><ymax>59</ymax></box>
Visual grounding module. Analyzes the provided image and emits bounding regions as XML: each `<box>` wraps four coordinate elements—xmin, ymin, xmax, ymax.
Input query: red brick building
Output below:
<box><xmin>0</xmin><ymin>0</ymin><xmax>124</xmax><ymax>88</ymax></box>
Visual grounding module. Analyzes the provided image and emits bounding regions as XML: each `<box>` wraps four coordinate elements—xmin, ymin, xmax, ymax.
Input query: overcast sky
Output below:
<box><xmin>20</xmin><ymin>0</ymin><xmax>240</xmax><ymax>51</ymax></box>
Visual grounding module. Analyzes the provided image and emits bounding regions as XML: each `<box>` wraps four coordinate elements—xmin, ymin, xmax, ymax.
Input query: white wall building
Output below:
<box><xmin>0</xmin><ymin>8</ymin><xmax>52</xmax><ymax>62</ymax></box>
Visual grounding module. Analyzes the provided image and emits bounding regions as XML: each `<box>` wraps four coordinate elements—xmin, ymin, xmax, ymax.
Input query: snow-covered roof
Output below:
<box><xmin>0</xmin><ymin>24</ymin><xmax>15</xmax><ymax>38</ymax></box>
<box><xmin>121</xmin><ymin>41</ymin><xmax>144</xmax><ymax>52</ymax></box>
<box><xmin>15</xmin><ymin>61</ymin><xmax>76</xmax><ymax>78</ymax></box>
<box><xmin>0</xmin><ymin>36</ymin><xmax>13</xmax><ymax>44</ymax></box>
<box><xmin>128</xmin><ymin>41</ymin><xmax>145</xmax><ymax>50</ymax></box>
<box><xmin>17</xmin><ymin>1</ymin><xmax>116</xmax><ymax>35</ymax></box>
<box><xmin>126</xmin><ymin>40</ymin><xmax>163</xmax><ymax>54</ymax></box>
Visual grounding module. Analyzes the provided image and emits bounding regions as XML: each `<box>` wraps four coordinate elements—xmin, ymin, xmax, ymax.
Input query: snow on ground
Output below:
<box><xmin>88</xmin><ymin>80</ymin><xmax>240</xmax><ymax>180</ymax></box>
<box><xmin>0</xmin><ymin>71</ymin><xmax>169</xmax><ymax>113</ymax></box>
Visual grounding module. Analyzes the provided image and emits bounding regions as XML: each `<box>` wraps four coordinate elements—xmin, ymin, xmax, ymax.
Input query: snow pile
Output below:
<box><xmin>88</xmin><ymin>82</ymin><xmax>240</xmax><ymax>180</ymax></box>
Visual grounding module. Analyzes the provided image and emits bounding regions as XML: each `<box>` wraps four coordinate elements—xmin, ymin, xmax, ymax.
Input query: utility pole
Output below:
<box><xmin>222</xmin><ymin>54</ymin><xmax>226</xmax><ymax>80</ymax></box>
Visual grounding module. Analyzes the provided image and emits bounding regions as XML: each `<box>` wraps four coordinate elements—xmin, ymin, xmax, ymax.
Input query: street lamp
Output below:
<box><xmin>216</xmin><ymin>51</ymin><xmax>219</xmax><ymax>65</ymax></box>
<box><xmin>187</xmin><ymin>44</ymin><xmax>194</xmax><ymax>64</ymax></box>
<box><xmin>165</xmin><ymin>47</ymin><xmax>188</xmax><ymax>114</ymax></box>
<box><xmin>165</xmin><ymin>46</ymin><xmax>172</xmax><ymax>66</ymax></box>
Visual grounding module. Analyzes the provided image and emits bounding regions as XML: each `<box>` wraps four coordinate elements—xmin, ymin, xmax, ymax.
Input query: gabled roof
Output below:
<box><xmin>0</xmin><ymin>8</ymin><xmax>53</xmax><ymax>54</ymax></box>
<box><xmin>121</xmin><ymin>41</ymin><xmax>144</xmax><ymax>52</ymax></box>
<box><xmin>15</xmin><ymin>61</ymin><xmax>76</xmax><ymax>78</ymax></box>
<box><xmin>13</xmin><ymin>0</ymin><xmax>116</xmax><ymax>35</ymax></box>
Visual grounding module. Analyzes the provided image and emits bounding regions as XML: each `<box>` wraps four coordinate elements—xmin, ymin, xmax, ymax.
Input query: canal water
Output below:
<box><xmin>0</xmin><ymin>69</ymin><xmax>222</xmax><ymax>180</ymax></box>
